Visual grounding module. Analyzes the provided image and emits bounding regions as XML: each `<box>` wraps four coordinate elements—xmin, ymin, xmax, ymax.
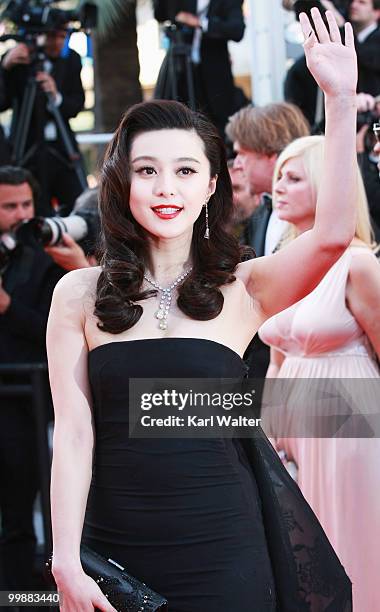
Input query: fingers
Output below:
<box><xmin>310</xmin><ymin>7</ymin><xmax>330</xmax><ymax>43</ymax></box>
<box><xmin>14</xmin><ymin>52</ymin><xmax>30</xmax><ymax>64</ymax></box>
<box><xmin>325</xmin><ymin>10</ymin><xmax>341</xmax><ymax>43</ymax></box>
<box><xmin>93</xmin><ymin>593</ymin><xmax>117</xmax><ymax>612</ymax></box>
<box><xmin>3</xmin><ymin>45</ymin><xmax>30</xmax><ymax>69</ymax></box>
<box><xmin>344</xmin><ymin>21</ymin><xmax>355</xmax><ymax>48</ymax></box>
<box><xmin>36</xmin><ymin>72</ymin><xmax>57</xmax><ymax>95</ymax></box>
<box><xmin>301</xmin><ymin>8</ymin><xmax>355</xmax><ymax>50</ymax></box>
<box><xmin>299</xmin><ymin>12</ymin><xmax>317</xmax><ymax>48</ymax></box>
<box><xmin>61</xmin><ymin>232</ymin><xmax>76</xmax><ymax>246</ymax></box>
<box><xmin>36</xmin><ymin>72</ymin><xmax>49</xmax><ymax>82</ymax></box>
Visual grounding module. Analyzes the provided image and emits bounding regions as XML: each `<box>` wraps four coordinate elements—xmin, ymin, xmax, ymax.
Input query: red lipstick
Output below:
<box><xmin>151</xmin><ymin>205</ymin><xmax>183</xmax><ymax>220</ymax></box>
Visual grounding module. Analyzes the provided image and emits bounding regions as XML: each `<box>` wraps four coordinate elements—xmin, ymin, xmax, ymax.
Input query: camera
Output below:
<box><xmin>0</xmin><ymin>202</ymin><xmax>100</xmax><ymax>273</ymax></box>
<box><xmin>1</xmin><ymin>0</ymin><xmax>97</xmax><ymax>34</ymax></box>
<box><xmin>17</xmin><ymin>208</ymin><xmax>100</xmax><ymax>254</ymax></box>
<box><xmin>25</xmin><ymin>214</ymin><xmax>88</xmax><ymax>246</ymax></box>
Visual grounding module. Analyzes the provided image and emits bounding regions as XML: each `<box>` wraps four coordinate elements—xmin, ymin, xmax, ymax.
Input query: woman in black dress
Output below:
<box><xmin>47</xmin><ymin>9</ymin><xmax>356</xmax><ymax>611</ymax></box>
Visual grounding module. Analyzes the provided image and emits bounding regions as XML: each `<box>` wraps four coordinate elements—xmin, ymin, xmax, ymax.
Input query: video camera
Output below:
<box><xmin>1</xmin><ymin>0</ymin><xmax>97</xmax><ymax>35</ymax></box>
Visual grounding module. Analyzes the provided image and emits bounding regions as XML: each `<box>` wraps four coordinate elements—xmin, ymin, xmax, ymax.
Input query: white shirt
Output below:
<box><xmin>191</xmin><ymin>0</ymin><xmax>210</xmax><ymax>64</ymax></box>
<box><xmin>43</xmin><ymin>59</ymin><xmax>63</xmax><ymax>141</ymax></box>
<box><xmin>264</xmin><ymin>210</ymin><xmax>288</xmax><ymax>256</ymax></box>
<box><xmin>357</xmin><ymin>22</ymin><xmax>378</xmax><ymax>43</ymax></box>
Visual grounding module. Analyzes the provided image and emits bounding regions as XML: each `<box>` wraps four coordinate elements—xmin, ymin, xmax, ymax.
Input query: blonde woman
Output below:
<box><xmin>259</xmin><ymin>135</ymin><xmax>380</xmax><ymax>611</ymax></box>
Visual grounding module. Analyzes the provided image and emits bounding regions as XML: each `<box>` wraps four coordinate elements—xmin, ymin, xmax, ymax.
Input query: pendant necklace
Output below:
<box><xmin>144</xmin><ymin>267</ymin><xmax>193</xmax><ymax>330</ymax></box>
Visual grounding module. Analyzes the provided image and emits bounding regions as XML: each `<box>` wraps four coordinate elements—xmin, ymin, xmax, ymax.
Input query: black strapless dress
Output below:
<box><xmin>83</xmin><ymin>338</ymin><xmax>352</xmax><ymax>612</ymax></box>
<box><xmin>83</xmin><ymin>338</ymin><xmax>276</xmax><ymax>611</ymax></box>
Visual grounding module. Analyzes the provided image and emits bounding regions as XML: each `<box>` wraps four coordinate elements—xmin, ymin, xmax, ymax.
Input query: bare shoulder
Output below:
<box><xmin>53</xmin><ymin>266</ymin><xmax>102</xmax><ymax>299</ymax></box>
<box><xmin>50</xmin><ymin>266</ymin><xmax>102</xmax><ymax>324</ymax></box>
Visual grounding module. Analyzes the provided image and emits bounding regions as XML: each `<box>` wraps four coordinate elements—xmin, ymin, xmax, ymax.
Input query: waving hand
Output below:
<box><xmin>241</xmin><ymin>8</ymin><xmax>358</xmax><ymax>320</ymax></box>
<box><xmin>300</xmin><ymin>8</ymin><xmax>357</xmax><ymax>97</ymax></box>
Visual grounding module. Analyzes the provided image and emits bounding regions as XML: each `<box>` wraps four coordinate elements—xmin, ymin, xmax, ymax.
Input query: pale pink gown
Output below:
<box><xmin>258</xmin><ymin>246</ymin><xmax>380</xmax><ymax>612</ymax></box>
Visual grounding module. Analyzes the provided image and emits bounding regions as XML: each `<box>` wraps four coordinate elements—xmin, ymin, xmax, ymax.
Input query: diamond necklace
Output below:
<box><xmin>143</xmin><ymin>267</ymin><xmax>193</xmax><ymax>330</ymax></box>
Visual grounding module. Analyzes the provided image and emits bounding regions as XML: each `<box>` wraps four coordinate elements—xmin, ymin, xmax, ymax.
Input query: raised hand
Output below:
<box><xmin>175</xmin><ymin>11</ymin><xmax>200</xmax><ymax>28</ymax></box>
<box><xmin>35</xmin><ymin>71</ymin><xmax>58</xmax><ymax>99</ymax></box>
<box><xmin>2</xmin><ymin>43</ymin><xmax>30</xmax><ymax>70</ymax></box>
<box><xmin>300</xmin><ymin>8</ymin><xmax>357</xmax><ymax>98</ymax></box>
<box><xmin>45</xmin><ymin>233</ymin><xmax>90</xmax><ymax>271</ymax></box>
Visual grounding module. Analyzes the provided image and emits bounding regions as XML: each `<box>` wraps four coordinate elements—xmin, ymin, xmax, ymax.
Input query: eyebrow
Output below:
<box><xmin>131</xmin><ymin>156</ymin><xmax>201</xmax><ymax>164</ymax></box>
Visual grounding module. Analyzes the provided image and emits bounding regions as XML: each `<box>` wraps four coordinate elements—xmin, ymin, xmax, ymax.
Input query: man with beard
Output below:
<box><xmin>0</xmin><ymin>166</ymin><xmax>64</xmax><ymax>591</ymax></box>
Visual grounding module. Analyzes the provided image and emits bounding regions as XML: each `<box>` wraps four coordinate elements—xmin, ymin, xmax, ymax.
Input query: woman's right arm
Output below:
<box><xmin>46</xmin><ymin>269</ymin><xmax>115</xmax><ymax>612</ymax></box>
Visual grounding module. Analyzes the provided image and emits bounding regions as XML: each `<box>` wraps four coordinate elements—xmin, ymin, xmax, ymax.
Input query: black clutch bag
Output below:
<box><xmin>47</xmin><ymin>545</ymin><xmax>168</xmax><ymax>612</ymax></box>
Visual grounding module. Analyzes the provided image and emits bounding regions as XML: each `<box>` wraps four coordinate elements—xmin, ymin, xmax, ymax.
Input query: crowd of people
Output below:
<box><xmin>0</xmin><ymin>2</ymin><xmax>379</xmax><ymax>611</ymax></box>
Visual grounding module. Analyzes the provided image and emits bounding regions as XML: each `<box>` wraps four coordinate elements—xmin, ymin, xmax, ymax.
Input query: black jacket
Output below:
<box><xmin>241</xmin><ymin>197</ymin><xmax>273</xmax><ymax>378</ymax></box>
<box><xmin>244</xmin><ymin>197</ymin><xmax>272</xmax><ymax>258</ymax></box>
<box><xmin>0</xmin><ymin>244</ymin><xmax>64</xmax><ymax>364</ymax></box>
<box><xmin>285</xmin><ymin>25</ymin><xmax>380</xmax><ymax>126</ymax></box>
<box><xmin>355</xmin><ymin>25</ymin><xmax>380</xmax><ymax>97</ymax></box>
<box><xmin>154</xmin><ymin>0</ymin><xmax>245</xmax><ymax>128</ymax></box>
<box><xmin>0</xmin><ymin>49</ymin><xmax>85</xmax><ymax>152</ymax></box>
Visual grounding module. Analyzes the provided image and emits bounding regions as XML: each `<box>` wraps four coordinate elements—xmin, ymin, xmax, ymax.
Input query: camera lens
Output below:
<box><xmin>33</xmin><ymin>217</ymin><xmax>66</xmax><ymax>246</ymax></box>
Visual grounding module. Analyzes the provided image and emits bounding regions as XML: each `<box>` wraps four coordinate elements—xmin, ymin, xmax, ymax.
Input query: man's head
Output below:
<box><xmin>226</xmin><ymin>102</ymin><xmax>310</xmax><ymax>196</ymax></box>
<box><xmin>0</xmin><ymin>166</ymin><xmax>37</xmax><ymax>234</ymax></box>
<box><xmin>45</xmin><ymin>28</ymin><xmax>68</xmax><ymax>58</ymax></box>
<box><xmin>228</xmin><ymin>163</ymin><xmax>260</xmax><ymax>221</ymax></box>
<box><xmin>349</xmin><ymin>0</ymin><xmax>380</xmax><ymax>32</ymax></box>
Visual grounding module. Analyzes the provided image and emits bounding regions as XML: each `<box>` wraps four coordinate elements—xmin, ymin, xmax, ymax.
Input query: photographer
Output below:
<box><xmin>153</xmin><ymin>0</ymin><xmax>245</xmax><ymax>137</ymax></box>
<box><xmin>285</xmin><ymin>0</ymin><xmax>380</xmax><ymax>125</ymax></box>
<box><xmin>0</xmin><ymin>166</ymin><xmax>64</xmax><ymax>591</ymax></box>
<box><xmin>356</xmin><ymin>94</ymin><xmax>380</xmax><ymax>238</ymax></box>
<box><xmin>44</xmin><ymin>187</ymin><xmax>100</xmax><ymax>271</ymax></box>
<box><xmin>0</xmin><ymin>26</ymin><xmax>86</xmax><ymax>216</ymax></box>
<box><xmin>350</xmin><ymin>0</ymin><xmax>380</xmax><ymax>96</ymax></box>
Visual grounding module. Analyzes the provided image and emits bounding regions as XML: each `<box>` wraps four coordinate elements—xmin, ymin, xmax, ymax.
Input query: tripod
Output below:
<box><xmin>6</xmin><ymin>39</ymin><xmax>88</xmax><ymax>207</ymax></box>
<box><xmin>154</xmin><ymin>24</ymin><xmax>196</xmax><ymax>111</ymax></box>
<box><xmin>12</xmin><ymin>78</ymin><xmax>87</xmax><ymax>190</ymax></box>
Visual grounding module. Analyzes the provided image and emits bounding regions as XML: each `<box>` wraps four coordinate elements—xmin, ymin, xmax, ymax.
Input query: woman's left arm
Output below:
<box><xmin>241</xmin><ymin>9</ymin><xmax>358</xmax><ymax>319</ymax></box>
<box><xmin>346</xmin><ymin>254</ymin><xmax>380</xmax><ymax>358</ymax></box>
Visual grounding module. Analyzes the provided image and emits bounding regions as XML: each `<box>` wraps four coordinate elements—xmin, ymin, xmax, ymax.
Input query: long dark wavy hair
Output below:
<box><xmin>95</xmin><ymin>99</ymin><xmax>252</xmax><ymax>333</ymax></box>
